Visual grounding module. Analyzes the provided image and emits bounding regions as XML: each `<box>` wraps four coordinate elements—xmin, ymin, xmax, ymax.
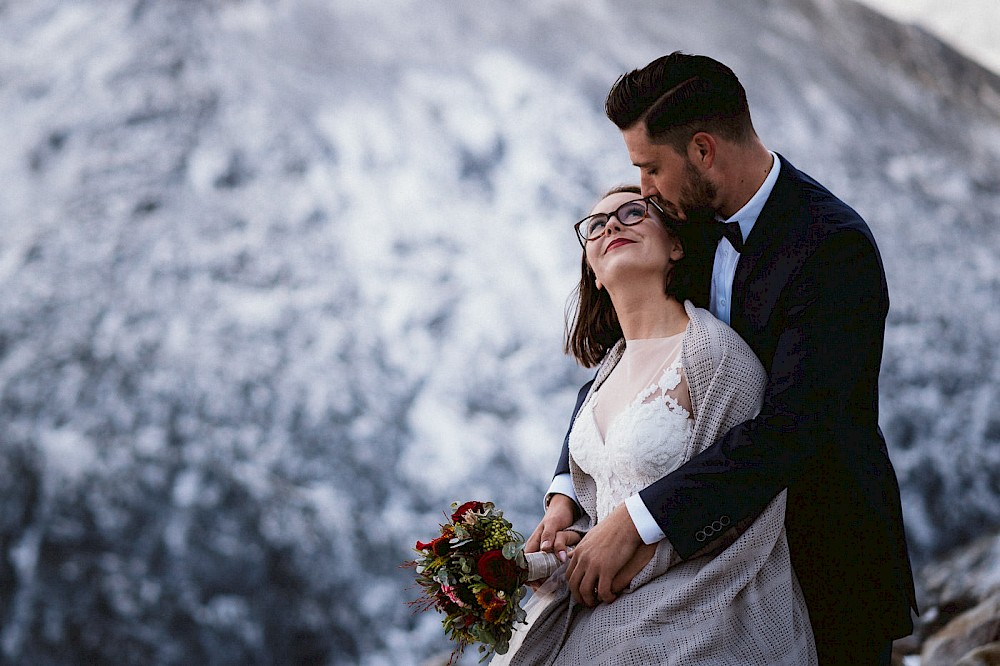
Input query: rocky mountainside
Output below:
<box><xmin>897</xmin><ymin>529</ymin><xmax>1000</xmax><ymax>664</ymax></box>
<box><xmin>0</xmin><ymin>0</ymin><xmax>998</xmax><ymax>663</ymax></box>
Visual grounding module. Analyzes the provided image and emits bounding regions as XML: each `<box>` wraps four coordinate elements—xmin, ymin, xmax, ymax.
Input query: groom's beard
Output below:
<box><xmin>679</xmin><ymin>159</ymin><xmax>718</xmax><ymax>222</ymax></box>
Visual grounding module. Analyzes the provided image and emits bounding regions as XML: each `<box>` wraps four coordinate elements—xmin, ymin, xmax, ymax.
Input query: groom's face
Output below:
<box><xmin>622</xmin><ymin>124</ymin><xmax>717</xmax><ymax>218</ymax></box>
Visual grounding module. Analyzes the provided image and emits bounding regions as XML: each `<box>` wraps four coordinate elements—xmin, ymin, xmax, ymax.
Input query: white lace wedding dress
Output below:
<box><xmin>570</xmin><ymin>334</ymin><xmax>692</xmax><ymax>523</ymax></box>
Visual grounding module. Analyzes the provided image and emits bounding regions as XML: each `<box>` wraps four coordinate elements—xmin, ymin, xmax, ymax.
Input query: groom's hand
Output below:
<box><xmin>525</xmin><ymin>493</ymin><xmax>577</xmax><ymax>558</ymax></box>
<box><xmin>566</xmin><ymin>503</ymin><xmax>644</xmax><ymax>607</ymax></box>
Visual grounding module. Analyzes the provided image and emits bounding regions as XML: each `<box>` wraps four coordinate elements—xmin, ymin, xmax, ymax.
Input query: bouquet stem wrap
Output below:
<box><xmin>524</xmin><ymin>550</ymin><xmax>564</xmax><ymax>582</ymax></box>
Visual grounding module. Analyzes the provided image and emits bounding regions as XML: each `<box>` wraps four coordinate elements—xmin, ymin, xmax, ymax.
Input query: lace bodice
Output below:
<box><xmin>569</xmin><ymin>343</ymin><xmax>694</xmax><ymax>522</ymax></box>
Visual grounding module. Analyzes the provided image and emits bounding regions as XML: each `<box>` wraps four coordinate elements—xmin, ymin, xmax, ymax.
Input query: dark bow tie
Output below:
<box><xmin>719</xmin><ymin>221</ymin><xmax>744</xmax><ymax>252</ymax></box>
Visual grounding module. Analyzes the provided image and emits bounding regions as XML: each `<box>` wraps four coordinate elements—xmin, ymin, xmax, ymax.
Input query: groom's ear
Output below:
<box><xmin>687</xmin><ymin>132</ymin><xmax>716</xmax><ymax>170</ymax></box>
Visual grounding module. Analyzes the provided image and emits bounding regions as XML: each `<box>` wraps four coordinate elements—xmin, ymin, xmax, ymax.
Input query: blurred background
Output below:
<box><xmin>1</xmin><ymin>0</ymin><xmax>998</xmax><ymax>663</ymax></box>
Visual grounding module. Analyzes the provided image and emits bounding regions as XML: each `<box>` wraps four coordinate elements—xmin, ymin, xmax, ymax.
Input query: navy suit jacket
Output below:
<box><xmin>554</xmin><ymin>155</ymin><xmax>916</xmax><ymax>642</ymax></box>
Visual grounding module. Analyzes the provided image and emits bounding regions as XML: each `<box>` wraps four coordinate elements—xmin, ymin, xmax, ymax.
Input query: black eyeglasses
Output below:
<box><xmin>573</xmin><ymin>197</ymin><xmax>667</xmax><ymax>247</ymax></box>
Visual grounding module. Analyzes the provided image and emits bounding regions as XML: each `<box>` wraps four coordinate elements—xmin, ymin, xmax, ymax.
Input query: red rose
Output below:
<box><xmin>415</xmin><ymin>535</ymin><xmax>452</xmax><ymax>557</ymax></box>
<box><xmin>451</xmin><ymin>501</ymin><xmax>485</xmax><ymax>523</ymax></box>
<box><xmin>431</xmin><ymin>535</ymin><xmax>452</xmax><ymax>556</ymax></box>
<box><xmin>476</xmin><ymin>550</ymin><xmax>520</xmax><ymax>589</ymax></box>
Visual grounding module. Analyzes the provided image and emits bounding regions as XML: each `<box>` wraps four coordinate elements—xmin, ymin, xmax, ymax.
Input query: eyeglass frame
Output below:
<box><xmin>573</xmin><ymin>196</ymin><xmax>669</xmax><ymax>247</ymax></box>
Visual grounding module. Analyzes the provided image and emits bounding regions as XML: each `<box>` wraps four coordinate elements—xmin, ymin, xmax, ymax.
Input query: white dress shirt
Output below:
<box><xmin>547</xmin><ymin>153</ymin><xmax>781</xmax><ymax>545</ymax></box>
<box><xmin>709</xmin><ymin>152</ymin><xmax>780</xmax><ymax>325</ymax></box>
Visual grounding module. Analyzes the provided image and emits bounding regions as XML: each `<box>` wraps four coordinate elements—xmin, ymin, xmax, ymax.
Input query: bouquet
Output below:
<box><xmin>407</xmin><ymin>501</ymin><xmax>562</xmax><ymax>663</ymax></box>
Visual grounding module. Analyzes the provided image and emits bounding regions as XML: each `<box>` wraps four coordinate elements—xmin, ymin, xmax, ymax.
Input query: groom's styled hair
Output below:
<box><xmin>605</xmin><ymin>52</ymin><xmax>757</xmax><ymax>153</ymax></box>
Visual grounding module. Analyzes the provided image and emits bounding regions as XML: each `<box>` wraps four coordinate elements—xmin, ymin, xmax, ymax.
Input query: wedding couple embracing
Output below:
<box><xmin>492</xmin><ymin>53</ymin><xmax>917</xmax><ymax>666</ymax></box>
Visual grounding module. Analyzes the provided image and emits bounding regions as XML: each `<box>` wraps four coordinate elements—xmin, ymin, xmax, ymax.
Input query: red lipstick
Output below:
<box><xmin>605</xmin><ymin>238</ymin><xmax>635</xmax><ymax>253</ymax></box>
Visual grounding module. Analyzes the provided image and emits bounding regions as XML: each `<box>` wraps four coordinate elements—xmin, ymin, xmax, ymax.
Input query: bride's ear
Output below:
<box><xmin>670</xmin><ymin>240</ymin><xmax>684</xmax><ymax>262</ymax></box>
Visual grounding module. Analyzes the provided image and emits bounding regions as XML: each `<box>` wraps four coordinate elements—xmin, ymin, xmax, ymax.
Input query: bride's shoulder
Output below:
<box><xmin>681</xmin><ymin>301</ymin><xmax>759</xmax><ymax>362</ymax></box>
<box><xmin>681</xmin><ymin>301</ymin><xmax>732</xmax><ymax>336</ymax></box>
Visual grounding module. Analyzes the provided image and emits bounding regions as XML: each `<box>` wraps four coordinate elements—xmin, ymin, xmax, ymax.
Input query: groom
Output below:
<box><xmin>530</xmin><ymin>53</ymin><xmax>917</xmax><ymax>664</ymax></box>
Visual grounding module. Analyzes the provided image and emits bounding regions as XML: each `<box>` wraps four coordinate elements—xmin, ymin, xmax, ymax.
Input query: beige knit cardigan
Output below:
<box><xmin>495</xmin><ymin>302</ymin><xmax>816</xmax><ymax>666</ymax></box>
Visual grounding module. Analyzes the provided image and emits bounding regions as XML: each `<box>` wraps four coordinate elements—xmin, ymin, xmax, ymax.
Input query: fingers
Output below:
<box><xmin>528</xmin><ymin>495</ymin><xmax>577</xmax><ymax>554</ymax></box>
<box><xmin>566</xmin><ymin>545</ymin><xmax>613</xmax><ymax>607</ymax></box>
<box><xmin>526</xmin><ymin>519</ymin><xmax>565</xmax><ymax>554</ymax></box>
<box><xmin>552</xmin><ymin>530</ymin><xmax>581</xmax><ymax>562</ymax></box>
<box><xmin>612</xmin><ymin>542</ymin><xmax>657</xmax><ymax>595</ymax></box>
<box><xmin>525</xmin><ymin>522</ymin><xmax>544</xmax><ymax>554</ymax></box>
<box><xmin>557</xmin><ymin>530</ymin><xmax>582</xmax><ymax>549</ymax></box>
<box><xmin>541</xmin><ymin>524</ymin><xmax>558</xmax><ymax>553</ymax></box>
<box><xmin>565</xmin><ymin>547</ymin><xmax>581</xmax><ymax>601</ymax></box>
<box><xmin>611</xmin><ymin>567</ymin><xmax>633</xmax><ymax>596</ymax></box>
<box><xmin>596</xmin><ymin>574</ymin><xmax>617</xmax><ymax>605</ymax></box>
<box><xmin>563</xmin><ymin>506</ymin><xmax>643</xmax><ymax>607</ymax></box>
<box><xmin>566</xmin><ymin>554</ymin><xmax>592</xmax><ymax>607</ymax></box>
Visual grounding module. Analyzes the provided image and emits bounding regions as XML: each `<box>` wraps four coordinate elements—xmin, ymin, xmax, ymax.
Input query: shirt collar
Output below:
<box><xmin>722</xmin><ymin>151</ymin><xmax>780</xmax><ymax>241</ymax></box>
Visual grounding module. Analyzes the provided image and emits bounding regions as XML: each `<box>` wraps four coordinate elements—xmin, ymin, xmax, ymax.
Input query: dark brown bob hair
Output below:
<box><xmin>564</xmin><ymin>185</ymin><xmax>701</xmax><ymax>368</ymax></box>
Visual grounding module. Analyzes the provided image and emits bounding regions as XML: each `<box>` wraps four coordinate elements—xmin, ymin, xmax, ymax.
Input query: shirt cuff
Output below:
<box><xmin>625</xmin><ymin>493</ymin><xmax>666</xmax><ymax>545</ymax></box>
<box><xmin>545</xmin><ymin>473</ymin><xmax>578</xmax><ymax>510</ymax></box>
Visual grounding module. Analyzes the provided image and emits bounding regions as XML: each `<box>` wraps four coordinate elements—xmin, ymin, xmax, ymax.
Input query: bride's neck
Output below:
<box><xmin>607</xmin><ymin>286</ymin><xmax>687</xmax><ymax>340</ymax></box>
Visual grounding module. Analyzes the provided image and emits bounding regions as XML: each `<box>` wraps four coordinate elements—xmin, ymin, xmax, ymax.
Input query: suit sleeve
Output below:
<box><xmin>552</xmin><ymin>379</ymin><xmax>594</xmax><ymax>478</ymax></box>
<box><xmin>640</xmin><ymin>228</ymin><xmax>888</xmax><ymax>558</ymax></box>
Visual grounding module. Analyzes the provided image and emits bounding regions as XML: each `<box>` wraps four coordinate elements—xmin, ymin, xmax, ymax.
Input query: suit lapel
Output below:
<box><xmin>731</xmin><ymin>155</ymin><xmax>799</xmax><ymax>338</ymax></box>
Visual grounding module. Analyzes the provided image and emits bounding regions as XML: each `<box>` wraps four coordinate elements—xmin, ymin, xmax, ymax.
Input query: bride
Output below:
<box><xmin>494</xmin><ymin>186</ymin><xmax>816</xmax><ymax>665</ymax></box>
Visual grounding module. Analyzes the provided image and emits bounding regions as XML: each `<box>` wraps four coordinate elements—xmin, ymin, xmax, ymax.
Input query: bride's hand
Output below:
<box><xmin>525</xmin><ymin>494</ymin><xmax>577</xmax><ymax>558</ymax></box>
<box><xmin>527</xmin><ymin>530</ymin><xmax>582</xmax><ymax>591</ymax></box>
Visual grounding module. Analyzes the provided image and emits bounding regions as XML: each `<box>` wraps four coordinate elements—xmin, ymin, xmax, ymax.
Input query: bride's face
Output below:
<box><xmin>584</xmin><ymin>192</ymin><xmax>683</xmax><ymax>292</ymax></box>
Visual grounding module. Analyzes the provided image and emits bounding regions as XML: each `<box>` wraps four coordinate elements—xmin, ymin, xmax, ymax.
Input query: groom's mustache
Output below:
<box><xmin>654</xmin><ymin>197</ymin><xmax>717</xmax><ymax>226</ymax></box>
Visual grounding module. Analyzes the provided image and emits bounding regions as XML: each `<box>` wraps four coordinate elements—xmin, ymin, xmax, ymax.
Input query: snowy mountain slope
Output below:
<box><xmin>0</xmin><ymin>0</ymin><xmax>998</xmax><ymax>663</ymax></box>
<box><xmin>854</xmin><ymin>0</ymin><xmax>1000</xmax><ymax>75</ymax></box>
